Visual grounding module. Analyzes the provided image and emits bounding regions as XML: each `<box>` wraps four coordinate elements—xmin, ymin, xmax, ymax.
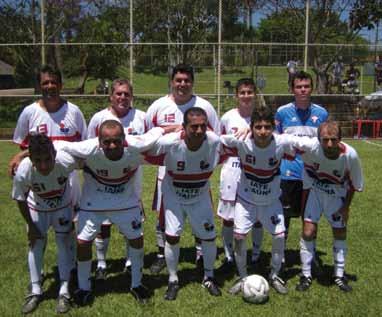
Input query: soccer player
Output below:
<box><xmin>293</xmin><ymin>121</ymin><xmax>363</xmax><ymax>292</ymax></box>
<box><xmin>218</xmin><ymin>78</ymin><xmax>263</xmax><ymax>268</ymax></box>
<box><xmin>147</xmin><ymin>107</ymin><xmax>222</xmax><ymax>300</ymax></box>
<box><xmin>12</xmin><ymin>134</ymin><xmax>79</xmax><ymax>314</ymax></box>
<box><xmin>275</xmin><ymin>71</ymin><xmax>328</xmax><ymax>266</ymax></box>
<box><xmin>222</xmin><ymin>107</ymin><xmax>297</xmax><ymax>295</ymax></box>
<box><xmin>58</xmin><ymin>120</ymin><xmax>168</xmax><ymax>306</ymax></box>
<box><xmin>145</xmin><ymin>63</ymin><xmax>220</xmax><ymax>274</ymax></box>
<box><xmin>87</xmin><ymin>79</ymin><xmax>146</xmax><ymax>280</ymax></box>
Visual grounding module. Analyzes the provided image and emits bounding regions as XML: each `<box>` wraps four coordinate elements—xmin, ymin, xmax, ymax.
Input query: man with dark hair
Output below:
<box><xmin>145</xmin><ymin>63</ymin><xmax>220</xmax><ymax>274</ymax></box>
<box><xmin>147</xmin><ymin>107</ymin><xmax>221</xmax><ymax>300</ymax></box>
<box><xmin>87</xmin><ymin>78</ymin><xmax>146</xmax><ymax>279</ymax></box>
<box><xmin>275</xmin><ymin>71</ymin><xmax>328</xmax><ymax>268</ymax></box>
<box><xmin>12</xmin><ymin>134</ymin><xmax>80</xmax><ymax>314</ymax></box>
<box><xmin>218</xmin><ymin>78</ymin><xmax>263</xmax><ymax>269</ymax></box>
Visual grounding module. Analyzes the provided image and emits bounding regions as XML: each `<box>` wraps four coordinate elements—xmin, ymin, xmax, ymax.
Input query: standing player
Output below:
<box><xmin>58</xmin><ymin>120</ymin><xmax>168</xmax><ymax>306</ymax></box>
<box><xmin>145</xmin><ymin>63</ymin><xmax>220</xmax><ymax>274</ymax></box>
<box><xmin>147</xmin><ymin>107</ymin><xmax>222</xmax><ymax>300</ymax></box>
<box><xmin>293</xmin><ymin>121</ymin><xmax>363</xmax><ymax>292</ymax></box>
<box><xmin>12</xmin><ymin>134</ymin><xmax>79</xmax><ymax>314</ymax></box>
<box><xmin>87</xmin><ymin>79</ymin><xmax>146</xmax><ymax>279</ymax></box>
<box><xmin>275</xmin><ymin>71</ymin><xmax>328</xmax><ymax>267</ymax></box>
<box><xmin>222</xmin><ymin>107</ymin><xmax>297</xmax><ymax>295</ymax></box>
<box><xmin>218</xmin><ymin>78</ymin><xmax>263</xmax><ymax>268</ymax></box>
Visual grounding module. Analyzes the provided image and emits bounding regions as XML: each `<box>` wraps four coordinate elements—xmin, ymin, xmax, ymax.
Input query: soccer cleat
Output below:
<box><xmin>130</xmin><ymin>285</ymin><xmax>150</xmax><ymax>304</ymax></box>
<box><xmin>73</xmin><ymin>289</ymin><xmax>94</xmax><ymax>307</ymax></box>
<box><xmin>296</xmin><ymin>275</ymin><xmax>312</xmax><ymax>292</ymax></box>
<box><xmin>22</xmin><ymin>293</ymin><xmax>42</xmax><ymax>314</ymax></box>
<box><xmin>56</xmin><ymin>293</ymin><xmax>71</xmax><ymax>314</ymax></box>
<box><xmin>228</xmin><ymin>278</ymin><xmax>244</xmax><ymax>295</ymax></box>
<box><xmin>164</xmin><ymin>281</ymin><xmax>180</xmax><ymax>300</ymax></box>
<box><xmin>202</xmin><ymin>277</ymin><xmax>222</xmax><ymax>296</ymax></box>
<box><xmin>269</xmin><ymin>275</ymin><xmax>288</xmax><ymax>295</ymax></box>
<box><xmin>150</xmin><ymin>256</ymin><xmax>166</xmax><ymax>274</ymax></box>
<box><xmin>334</xmin><ymin>276</ymin><xmax>352</xmax><ymax>292</ymax></box>
<box><xmin>95</xmin><ymin>267</ymin><xmax>107</xmax><ymax>281</ymax></box>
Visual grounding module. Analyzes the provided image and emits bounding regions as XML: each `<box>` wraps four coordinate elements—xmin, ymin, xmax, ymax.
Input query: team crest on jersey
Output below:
<box><xmin>333</xmin><ymin>169</ymin><xmax>341</xmax><ymax>178</ymax></box>
<box><xmin>126</xmin><ymin>127</ymin><xmax>138</xmax><ymax>135</ymax></box>
<box><xmin>57</xmin><ymin>176</ymin><xmax>67</xmax><ymax>185</ymax></box>
<box><xmin>200</xmin><ymin>160</ymin><xmax>210</xmax><ymax>170</ymax></box>
<box><xmin>132</xmin><ymin>219</ymin><xmax>142</xmax><ymax>230</ymax></box>
<box><xmin>332</xmin><ymin>212</ymin><xmax>342</xmax><ymax>222</ymax></box>
<box><xmin>268</xmin><ymin>157</ymin><xmax>278</xmax><ymax>167</ymax></box>
<box><xmin>311</xmin><ymin>115</ymin><xmax>319</xmax><ymax>123</ymax></box>
<box><xmin>37</xmin><ymin>124</ymin><xmax>48</xmax><ymax>134</ymax></box>
<box><xmin>270</xmin><ymin>215</ymin><xmax>281</xmax><ymax>225</ymax></box>
<box><xmin>313</xmin><ymin>163</ymin><xmax>320</xmax><ymax>170</ymax></box>
<box><xmin>59</xmin><ymin>121</ymin><xmax>69</xmax><ymax>133</ymax></box>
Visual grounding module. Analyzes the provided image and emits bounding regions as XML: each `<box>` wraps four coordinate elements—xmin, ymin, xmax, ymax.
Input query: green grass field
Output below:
<box><xmin>0</xmin><ymin>140</ymin><xmax>381</xmax><ymax>316</ymax></box>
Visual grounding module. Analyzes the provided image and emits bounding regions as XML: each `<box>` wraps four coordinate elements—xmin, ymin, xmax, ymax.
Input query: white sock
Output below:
<box><xmin>77</xmin><ymin>260</ymin><xmax>92</xmax><ymax>291</ymax></box>
<box><xmin>300</xmin><ymin>238</ymin><xmax>314</xmax><ymax>278</ymax></box>
<box><xmin>125</xmin><ymin>237</ymin><xmax>131</xmax><ymax>267</ymax></box>
<box><xmin>59</xmin><ymin>280</ymin><xmax>69</xmax><ymax>295</ymax></box>
<box><xmin>165</xmin><ymin>241</ymin><xmax>179</xmax><ymax>282</ymax></box>
<box><xmin>28</xmin><ymin>238</ymin><xmax>45</xmax><ymax>289</ymax></box>
<box><xmin>201</xmin><ymin>240</ymin><xmax>216</xmax><ymax>279</ymax></box>
<box><xmin>95</xmin><ymin>237</ymin><xmax>109</xmax><ymax>269</ymax></box>
<box><xmin>222</xmin><ymin>225</ymin><xmax>234</xmax><ymax>261</ymax></box>
<box><xmin>129</xmin><ymin>246</ymin><xmax>144</xmax><ymax>288</ymax></box>
<box><xmin>251</xmin><ymin>225</ymin><xmax>264</xmax><ymax>261</ymax></box>
<box><xmin>234</xmin><ymin>238</ymin><xmax>247</xmax><ymax>278</ymax></box>
<box><xmin>270</xmin><ymin>234</ymin><xmax>285</xmax><ymax>278</ymax></box>
<box><xmin>333</xmin><ymin>240</ymin><xmax>347</xmax><ymax>278</ymax></box>
<box><xmin>196</xmin><ymin>242</ymin><xmax>203</xmax><ymax>260</ymax></box>
<box><xmin>31</xmin><ymin>282</ymin><xmax>42</xmax><ymax>295</ymax></box>
<box><xmin>55</xmin><ymin>233</ymin><xmax>72</xmax><ymax>282</ymax></box>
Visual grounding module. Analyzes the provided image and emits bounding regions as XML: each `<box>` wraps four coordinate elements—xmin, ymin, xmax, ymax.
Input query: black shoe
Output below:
<box><xmin>95</xmin><ymin>267</ymin><xmax>107</xmax><ymax>281</ymax></box>
<box><xmin>202</xmin><ymin>277</ymin><xmax>222</xmax><ymax>296</ymax></box>
<box><xmin>164</xmin><ymin>281</ymin><xmax>180</xmax><ymax>300</ymax></box>
<box><xmin>22</xmin><ymin>293</ymin><xmax>42</xmax><ymax>314</ymax></box>
<box><xmin>150</xmin><ymin>256</ymin><xmax>166</xmax><ymax>274</ymax></box>
<box><xmin>334</xmin><ymin>276</ymin><xmax>352</xmax><ymax>292</ymax></box>
<box><xmin>130</xmin><ymin>285</ymin><xmax>150</xmax><ymax>304</ymax></box>
<box><xmin>296</xmin><ymin>275</ymin><xmax>312</xmax><ymax>292</ymax></box>
<box><xmin>73</xmin><ymin>289</ymin><xmax>94</xmax><ymax>307</ymax></box>
<box><xmin>56</xmin><ymin>293</ymin><xmax>71</xmax><ymax>314</ymax></box>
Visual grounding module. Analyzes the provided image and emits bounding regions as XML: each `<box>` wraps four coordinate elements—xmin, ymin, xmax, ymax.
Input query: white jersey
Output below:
<box><xmin>12</xmin><ymin>151</ymin><xmax>78</xmax><ymax>212</ymax></box>
<box><xmin>219</xmin><ymin>108</ymin><xmax>250</xmax><ymax>201</ymax></box>
<box><xmin>291</xmin><ymin>137</ymin><xmax>364</xmax><ymax>197</ymax></box>
<box><xmin>87</xmin><ymin>107</ymin><xmax>146</xmax><ymax>138</ymax></box>
<box><xmin>58</xmin><ymin>128</ymin><xmax>164</xmax><ymax>212</ymax></box>
<box><xmin>13</xmin><ymin>101</ymin><xmax>87</xmax><ymax>149</ymax></box>
<box><xmin>87</xmin><ymin>107</ymin><xmax>146</xmax><ymax>198</ymax></box>
<box><xmin>145</xmin><ymin>95</ymin><xmax>220</xmax><ymax>133</ymax></box>
<box><xmin>221</xmin><ymin>134</ymin><xmax>296</xmax><ymax>206</ymax></box>
<box><xmin>148</xmin><ymin>131</ymin><xmax>221</xmax><ymax>204</ymax></box>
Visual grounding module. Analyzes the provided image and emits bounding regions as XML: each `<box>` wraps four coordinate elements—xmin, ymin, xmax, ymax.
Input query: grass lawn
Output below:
<box><xmin>0</xmin><ymin>139</ymin><xmax>381</xmax><ymax>316</ymax></box>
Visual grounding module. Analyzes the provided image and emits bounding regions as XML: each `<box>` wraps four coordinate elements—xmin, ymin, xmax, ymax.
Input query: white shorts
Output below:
<box><xmin>234</xmin><ymin>198</ymin><xmax>285</xmax><ymax>237</ymax></box>
<box><xmin>77</xmin><ymin>207</ymin><xmax>143</xmax><ymax>242</ymax></box>
<box><xmin>217</xmin><ymin>199</ymin><xmax>235</xmax><ymax>221</ymax></box>
<box><xmin>30</xmin><ymin>207</ymin><xmax>73</xmax><ymax>235</ymax></box>
<box><xmin>303</xmin><ymin>189</ymin><xmax>346</xmax><ymax>229</ymax></box>
<box><xmin>164</xmin><ymin>193</ymin><xmax>216</xmax><ymax>240</ymax></box>
<box><xmin>100</xmin><ymin>202</ymin><xmax>145</xmax><ymax>226</ymax></box>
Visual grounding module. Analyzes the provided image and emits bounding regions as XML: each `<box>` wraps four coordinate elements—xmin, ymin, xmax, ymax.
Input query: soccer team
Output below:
<box><xmin>9</xmin><ymin>64</ymin><xmax>363</xmax><ymax>314</ymax></box>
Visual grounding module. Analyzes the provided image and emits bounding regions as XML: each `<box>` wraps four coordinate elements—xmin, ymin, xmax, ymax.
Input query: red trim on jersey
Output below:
<box><xmin>49</xmin><ymin>132</ymin><xmax>82</xmax><ymax>142</ymax></box>
<box><xmin>95</xmin><ymin>126</ymin><xmax>100</xmax><ymax>137</ymax></box>
<box><xmin>304</xmin><ymin>164</ymin><xmax>342</xmax><ymax>184</ymax></box>
<box><xmin>152</xmin><ymin>112</ymin><xmax>158</xmax><ymax>127</ymax></box>
<box><xmin>243</xmin><ymin>164</ymin><xmax>280</xmax><ymax>176</ymax></box>
<box><xmin>37</xmin><ymin>189</ymin><xmax>65</xmax><ymax>199</ymax></box>
<box><xmin>143</xmin><ymin>153</ymin><xmax>166</xmax><ymax>165</ymax></box>
<box><xmin>80</xmin><ymin>205</ymin><xmax>139</xmax><ymax>212</ymax></box>
<box><xmin>167</xmin><ymin>170</ymin><xmax>213</xmax><ymax>181</ymax></box>
<box><xmin>339</xmin><ymin>142</ymin><xmax>346</xmax><ymax>154</ymax></box>
<box><xmin>89</xmin><ymin>167</ymin><xmax>138</xmax><ymax>184</ymax></box>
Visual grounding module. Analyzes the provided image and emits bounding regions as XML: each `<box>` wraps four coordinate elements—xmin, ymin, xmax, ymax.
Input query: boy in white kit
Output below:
<box><xmin>294</xmin><ymin>121</ymin><xmax>363</xmax><ymax>292</ymax></box>
<box><xmin>221</xmin><ymin>107</ymin><xmax>297</xmax><ymax>295</ymax></box>
<box><xmin>147</xmin><ymin>107</ymin><xmax>222</xmax><ymax>300</ymax></box>
<box><xmin>58</xmin><ymin>120</ymin><xmax>168</xmax><ymax>306</ymax></box>
<box><xmin>12</xmin><ymin>134</ymin><xmax>80</xmax><ymax>314</ymax></box>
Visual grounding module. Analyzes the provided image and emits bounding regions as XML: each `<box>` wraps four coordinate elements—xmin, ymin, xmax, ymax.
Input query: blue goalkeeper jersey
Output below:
<box><xmin>275</xmin><ymin>102</ymin><xmax>328</xmax><ymax>180</ymax></box>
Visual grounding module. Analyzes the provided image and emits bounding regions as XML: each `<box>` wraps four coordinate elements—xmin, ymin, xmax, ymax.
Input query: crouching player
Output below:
<box><xmin>58</xmin><ymin>120</ymin><xmax>169</xmax><ymax>306</ymax></box>
<box><xmin>222</xmin><ymin>107</ymin><xmax>297</xmax><ymax>295</ymax></box>
<box><xmin>146</xmin><ymin>107</ymin><xmax>222</xmax><ymax>300</ymax></box>
<box><xmin>294</xmin><ymin>121</ymin><xmax>363</xmax><ymax>292</ymax></box>
<box><xmin>12</xmin><ymin>134</ymin><xmax>80</xmax><ymax>314</ymax></box>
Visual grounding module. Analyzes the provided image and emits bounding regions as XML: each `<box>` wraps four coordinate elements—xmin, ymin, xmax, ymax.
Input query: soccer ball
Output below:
<box><xmin>242</xmin><ymin>274</ymin><xmax>269</xmax><ymax>304</ymax></box>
